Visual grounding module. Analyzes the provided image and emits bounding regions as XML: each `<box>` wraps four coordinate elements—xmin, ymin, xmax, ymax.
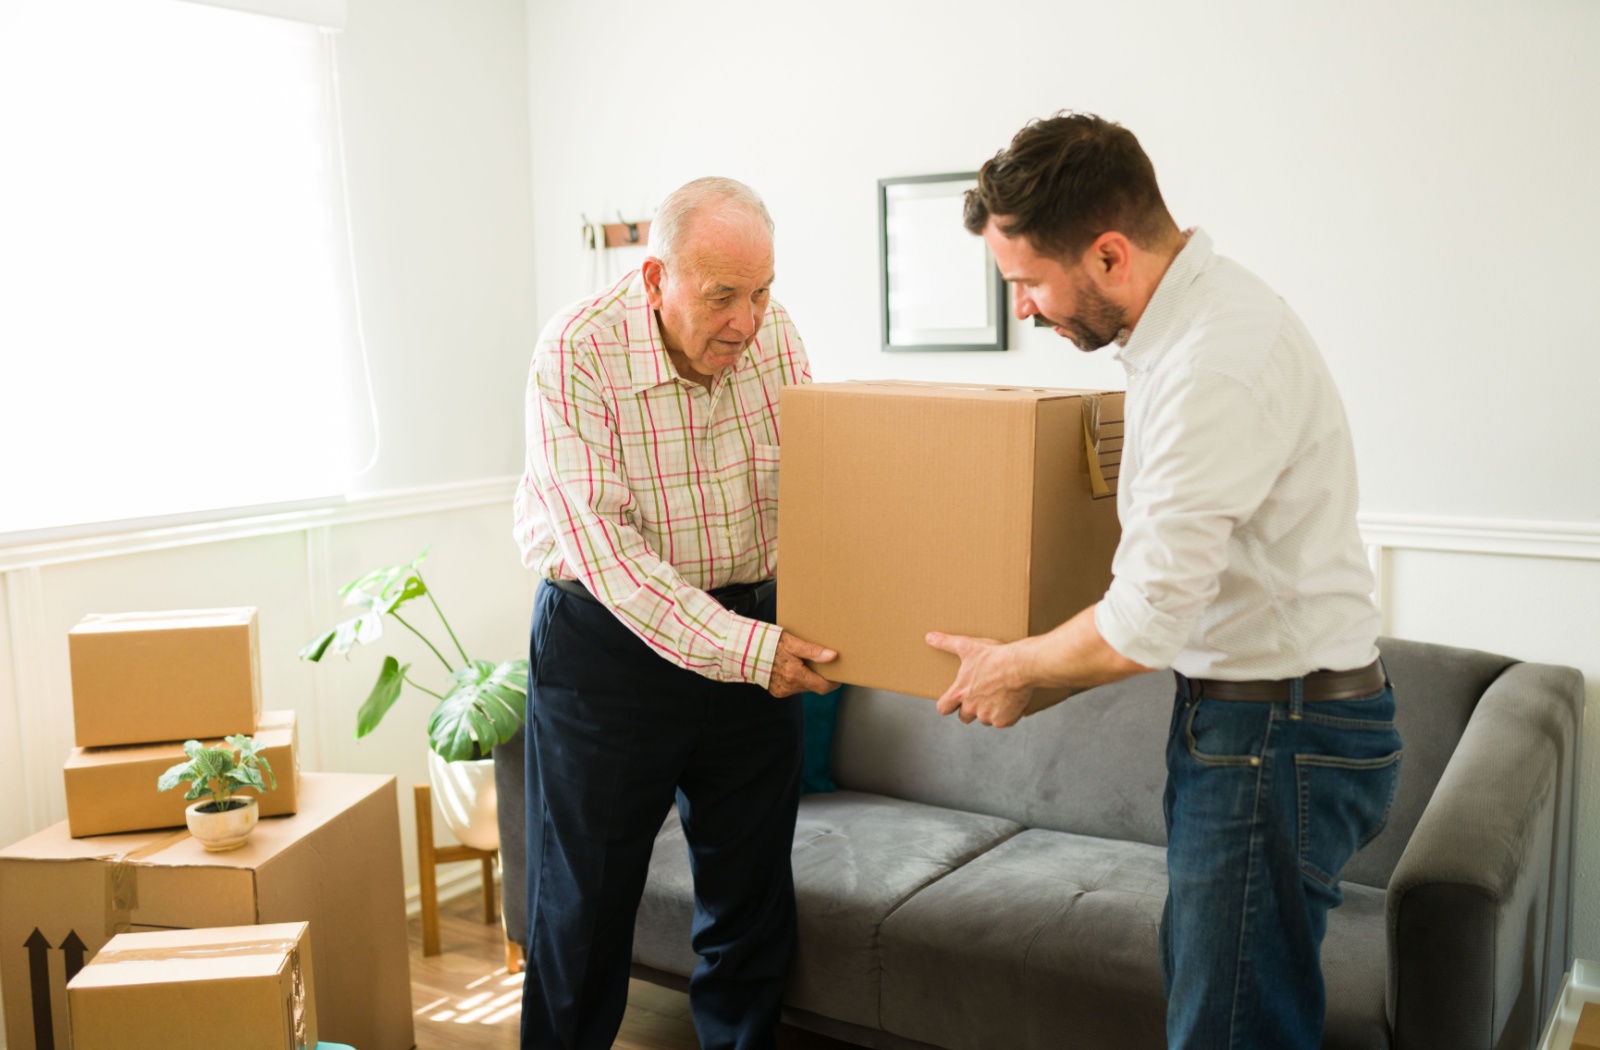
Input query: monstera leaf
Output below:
<box><xmin>298</xmin><ymin>548</ymin><xmax>431</xmax><ymax>662</ymax></box>
<box><xmin>427</xmin><ymin>658</ymin><xmax>530</xmax><ymax>761</ymax></box>
<box><xmin>354</xmin><ymin>656</ymin><xmax>409</xmax><ymax>739</ymax></box>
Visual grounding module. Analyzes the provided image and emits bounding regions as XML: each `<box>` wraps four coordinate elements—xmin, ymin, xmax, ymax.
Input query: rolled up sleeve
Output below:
<box><xmin>1095</xmin><ymin>367</ymin><xmax>1288</xmax><ymax>669</ymax></box>
<box><xmin>527</xmin><ymin>359</ymin><xmax>782</xmax><ymax>687</ymax></box>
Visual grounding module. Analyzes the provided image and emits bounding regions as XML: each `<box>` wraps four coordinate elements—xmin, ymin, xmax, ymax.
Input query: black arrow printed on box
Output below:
<box><xmin>24</xmin><ymin>928</ymin><xmax>55</xmax><ymax>1050</ymax></box>
<box><xmin>62</xmin><ymin>929</ymin><xmax>88</xmax><ymax>984</ymax></box>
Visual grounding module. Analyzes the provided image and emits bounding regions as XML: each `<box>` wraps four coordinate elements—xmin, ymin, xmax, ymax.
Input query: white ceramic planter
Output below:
<box><xmin>427</xmin><ymin>749</ymin><xmax>500</xmax><ymax>852</ymax></box>
<box><xmin>185</xmin><ymin>797</ymin><xmax>259</xmax><ymax>852</ymax></box>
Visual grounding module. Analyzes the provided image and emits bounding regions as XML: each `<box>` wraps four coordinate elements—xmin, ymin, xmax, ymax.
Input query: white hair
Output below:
<box><xmin>648</xmin><ymin>177</ymin><xmax>774</xmax><ymax>263</ymax></box>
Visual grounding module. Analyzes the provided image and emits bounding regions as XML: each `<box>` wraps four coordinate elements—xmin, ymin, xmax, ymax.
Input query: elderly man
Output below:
<box><xmin>512</xmin><ymin>177</ymin><xmax>836</xmax><ymax>1050</ymax></box>
<box><xmin>927</xmin><ymin>114</ymin><xmax>1402</xmax><ymax>1050</ymax></box>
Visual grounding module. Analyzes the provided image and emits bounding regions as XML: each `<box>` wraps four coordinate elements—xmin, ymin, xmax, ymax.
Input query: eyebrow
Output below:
<box><xmin>706</xmin><ymin>275</ymin><xmax>776</xmax><ymax>295</ymax></box>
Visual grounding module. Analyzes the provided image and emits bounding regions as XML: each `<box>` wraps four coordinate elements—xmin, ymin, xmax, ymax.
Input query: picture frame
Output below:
<box><xmin>878</xmin><ymin>172</ymin><xmax>1008</xmax><ymax>353</ymax></box>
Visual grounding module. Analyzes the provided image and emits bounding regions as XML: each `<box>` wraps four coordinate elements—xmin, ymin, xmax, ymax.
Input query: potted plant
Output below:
<box><xmin>157</xmin><ymin>734</ymin><xmax>277</xmax><ymax>852</ymax></box>
<box><xmin>299</xmin><ymin>547</ymin><xmax>528</xmax><ymax>851</ymax></box>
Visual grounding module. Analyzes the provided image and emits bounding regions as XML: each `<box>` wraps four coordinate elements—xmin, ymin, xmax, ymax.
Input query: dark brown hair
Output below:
<box><xmin>964</xmin><ymin>112</ymin><xmax>1175</xmax><ymax>259</ymax></box>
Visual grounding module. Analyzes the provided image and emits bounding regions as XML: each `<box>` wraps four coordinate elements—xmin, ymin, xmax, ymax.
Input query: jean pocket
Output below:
<box><xmin>1182</xmin><ymin>698</ymin><xmax>1268</xmax><ymax>767</ymax></box>
<box><xmin>1296</xmin><ymin>748</ymin><xmax>1403</xmax><ymax>887</ymax></box>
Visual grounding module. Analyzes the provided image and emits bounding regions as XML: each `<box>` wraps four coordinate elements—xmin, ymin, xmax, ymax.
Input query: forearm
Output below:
<box><xmin>1012</xmin><ymin>604</ymin><xmax>1152</xmax><ymax>692</ymax></box>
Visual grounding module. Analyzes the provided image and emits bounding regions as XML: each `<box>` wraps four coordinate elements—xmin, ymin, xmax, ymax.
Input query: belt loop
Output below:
<box><xmin>1288</xmin><ymin>676</ymin><xmax>1304</xmax><ymax>719</ymax></box>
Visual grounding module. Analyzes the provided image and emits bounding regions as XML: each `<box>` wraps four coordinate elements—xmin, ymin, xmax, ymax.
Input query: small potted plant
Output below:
<box><xmin>299</xmin><ymin>546</ymin><xmax>528</xmax><ymax>851</ymax></box>
<box><xmin>158</xmin><ymin>734</ymin><xmax>277</xmax><ymax>852</ymax></box>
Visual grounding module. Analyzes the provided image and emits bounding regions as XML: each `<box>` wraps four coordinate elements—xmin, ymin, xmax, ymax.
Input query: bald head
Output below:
<box><xmin>648</xmin><ymin>177</ymin><xmax>774</xmax><ymax>264</ymax></box>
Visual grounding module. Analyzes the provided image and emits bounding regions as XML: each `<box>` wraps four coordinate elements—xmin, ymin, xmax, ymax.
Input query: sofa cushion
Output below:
<box><xmin>632</xmin><ymin>790</ymin><xmax>1023</xmax><ymax>1029</ymax></box>
<box><xmin>832</xmin><ymin>672</ymin><xmax>1174</xmax><ymax>852</ymax></box>
<box><xmin>878</xmin><ymin>828</ymin><xmax>1389</xmax><ymax>1050</ymax></box>
<box><xmin>832</xmin><ymin>637</ymin><xmax>1516</xmax><ymax>891</ymax></box>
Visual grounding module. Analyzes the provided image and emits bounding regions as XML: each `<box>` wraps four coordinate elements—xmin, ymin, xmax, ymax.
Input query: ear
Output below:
<box><xmin>1086</xmin><ymin>232</ymin><xmax>1134</xmax><ymax>287</ymax></box>
<box><xmin>641</xmin><ymin>256</ymin><xmax>667</xmax><ymax>310</ymax></box>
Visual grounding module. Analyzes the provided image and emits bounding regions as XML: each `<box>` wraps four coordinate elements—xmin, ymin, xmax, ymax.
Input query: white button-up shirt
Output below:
<box><xmin>1094</xmin><ymin>229</ymin><xmax>1381</xmax><ymax>680</ymax></box>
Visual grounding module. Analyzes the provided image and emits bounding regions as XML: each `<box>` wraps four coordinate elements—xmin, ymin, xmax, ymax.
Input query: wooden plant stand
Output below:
<box><xmin>414</xmin><ymin>782</ymin><xmax>498</xmax><ymax>956</ymax></box>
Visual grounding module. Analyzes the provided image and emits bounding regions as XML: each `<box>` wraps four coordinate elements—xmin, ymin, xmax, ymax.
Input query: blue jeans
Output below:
<box><xmin>1160</xmin><ymin>672</ymin><xmax>1403</xmax><ymax>1050</ymax></box>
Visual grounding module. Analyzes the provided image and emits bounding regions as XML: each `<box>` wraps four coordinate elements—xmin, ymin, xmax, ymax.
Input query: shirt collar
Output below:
<box><xmin>622</xmin><ymin>271</ymin><xmax>677</xmax><ymax>392</ymax></box>
<box><xmin>1116</xmin><ymin>227</ymin><xmax>1212</xmax><ymax>369</ymax></box>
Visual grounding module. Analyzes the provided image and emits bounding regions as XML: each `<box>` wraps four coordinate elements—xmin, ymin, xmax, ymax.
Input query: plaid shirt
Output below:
<box><xmin>513</xmin><ymin>270</ymin><xmax>810</xmax><ymax>687</ymax></box>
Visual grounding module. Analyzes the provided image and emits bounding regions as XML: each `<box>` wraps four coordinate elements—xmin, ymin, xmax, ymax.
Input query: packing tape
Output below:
<box><xmin>88</xmin><ymin>938</ymin><xmax>301</xmax><ymax>965</ymax></box>
<box><xmin>103</xmin><ymin>828</ymin><xmax>191</xmax><ymax>935</ymax></box>
<box><xmin>1081</xmin><ymin>394</ymin><xmax>1110</xmax><ymax>498</ymax></box>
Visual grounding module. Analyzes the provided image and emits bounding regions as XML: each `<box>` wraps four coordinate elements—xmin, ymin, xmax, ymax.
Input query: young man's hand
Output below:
<box><xmin>926</xmin><ymin>632</ymin><xmax>1032</xmax><ymax>727</ymax></box>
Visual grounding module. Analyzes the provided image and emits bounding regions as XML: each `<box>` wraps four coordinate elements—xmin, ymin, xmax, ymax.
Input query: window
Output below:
<box><xmin>0</xmin><ymin>0</ymin><xmax>370</xmax><ymax>539</ymax></box>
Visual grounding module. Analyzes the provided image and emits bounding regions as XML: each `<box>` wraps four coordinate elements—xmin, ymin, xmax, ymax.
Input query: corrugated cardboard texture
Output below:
<box><xmin>779</xmin><ymin>382</ymin><xmax>1123</xmax><ymax>707</ymax></box>
<box><xmin>68</xmin><ymin>608</ymin><xmax>262</xmax><ymax>748</ymax></box>
<box><xmin>67</xmin><ymin>922</ymin><xmax>317</xmax><ymax>1050</ymax></box>
<box><xmin>64</xmin><ymin>710</ymin><xmax>302</xmax><ymax>838</ymax></box>
<box><xmin>0</xmin><ymin>773</ymin><xmax>412</xmax><ymax>1050</ymax></box>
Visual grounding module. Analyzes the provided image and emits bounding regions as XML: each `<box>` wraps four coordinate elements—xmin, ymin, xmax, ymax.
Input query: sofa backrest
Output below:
<box><xmin>831</xmin><ymin>636</ymin><xmax>1518</xmax><ymax>889</ymax></box>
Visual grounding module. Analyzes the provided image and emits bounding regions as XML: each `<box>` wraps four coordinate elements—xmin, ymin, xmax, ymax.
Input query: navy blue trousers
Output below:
<box><xmin>519</xmin><ymin>581</ymin><xmax>803</xmax><ymax>1050</ymax></box>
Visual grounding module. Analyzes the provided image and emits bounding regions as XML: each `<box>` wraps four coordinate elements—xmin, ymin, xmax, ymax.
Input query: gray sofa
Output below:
<box><xmin>496</xmin><ymin>636</ymin><xmax>1584</xmax><ymax>1049</ymax></box>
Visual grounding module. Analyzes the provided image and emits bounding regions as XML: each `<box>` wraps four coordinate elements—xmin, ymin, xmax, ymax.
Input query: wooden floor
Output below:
<box><xmin>408</xmin><ymin>888</ymin><xmax>856</xmax><ymax>1050</ymax></box>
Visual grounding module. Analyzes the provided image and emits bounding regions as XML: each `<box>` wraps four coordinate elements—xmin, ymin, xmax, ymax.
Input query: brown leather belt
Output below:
<box><xmin>1175</xmin><ymin>659</ymin><xmax>1386</xmax><ymax>702</ymax></box>
<box><xmin>548</xmin><ymin>577</ymin><xmax>775</xmax><ymax>618</ymax></box>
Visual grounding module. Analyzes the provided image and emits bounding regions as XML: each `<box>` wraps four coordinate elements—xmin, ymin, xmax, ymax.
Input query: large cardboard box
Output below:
<box><xmin>0</xmin><ymin>773</ymin><xmax>413</xmax><ymax>1050</ymax></box>
<box><xmin>67</xmin><ymin>922</ymin><xmax>318</xmax><ymax>1050</ymax></box>
<box><xmin>63</xmin><ymin>710</ymin><xmax>302</xmax><ymax>838</ymax></box>
<box><xmin>68</xmin><ymin>608</ymin><xmax>261</xmax><ymax>748</ymax></box>
<box><xmin>779</xmin><ymin>381</ymin><xmax>1125</xmax><ymax>710</ymax></box>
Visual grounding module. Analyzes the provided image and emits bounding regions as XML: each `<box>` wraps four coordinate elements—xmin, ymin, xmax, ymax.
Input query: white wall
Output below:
<box><xmin>526</xmin><ymin>0</ymin><xmax>1600</xmax><ymax>523</ymax></box>
<box><xmin>337</xmin><ymin>0</ymin><xmax>537</xmax><ymax>493</ymax></box>
<box><xmin>525</xmin><ymin>0</ymin><xmax>1600</xmax><ymax>956</ymax></box>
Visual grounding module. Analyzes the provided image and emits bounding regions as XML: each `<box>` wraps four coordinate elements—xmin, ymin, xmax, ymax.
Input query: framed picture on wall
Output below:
<box><xmin>878</xmin><ymin>172</ymin><xmax>1008</xmax><ymax>353</ymax></box>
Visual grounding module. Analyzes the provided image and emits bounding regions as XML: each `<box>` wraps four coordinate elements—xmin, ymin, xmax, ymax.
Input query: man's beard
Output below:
<box><xmin>1047</xmin><ymin>279</ymin><xmax>1127</xmax><ymax>352</ymax></box>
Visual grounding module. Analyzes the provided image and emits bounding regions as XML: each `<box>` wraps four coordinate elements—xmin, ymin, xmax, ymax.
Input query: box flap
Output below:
<box><xmin>69</xmin><ymin>608</ymin><xmax>257</xmax><ymax>635</ymax></box>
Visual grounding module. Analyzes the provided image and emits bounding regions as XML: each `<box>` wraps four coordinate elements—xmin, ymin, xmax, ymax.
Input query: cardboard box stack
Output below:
<box><xmin>778</xmin><ymin>381</ymin><xmax>1125</xmax><ymax>713</ymax></box>
<box><xmin>67</xmin><ymin>922</ymin><xmax>318</xmax><ymax>1050</ymax></box>
<box><xmin>59</xmin><ymin>608</ymin><xmax>298</xmax><ymax>837</ymax></box>
<box><xmin>0</xmin><ymin>773</ymin><xmax>414</xmax><ymax>1050</ymax></box>
<box><xmin>0</xmin><ymin>607</ymin><xmax>414</xmax><ymax>1050</ymax></box>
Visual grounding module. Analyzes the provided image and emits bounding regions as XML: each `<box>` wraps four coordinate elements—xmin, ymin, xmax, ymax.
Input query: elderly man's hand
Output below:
<box><xmin>768</xmin><ymin>631</ymin><xmax>838</xmax><ymax>698</ymax></box>
<box><xmin>926</xmin><ymin>632</ymin><xmax>1033</xmax><ymax>728</ymax></box>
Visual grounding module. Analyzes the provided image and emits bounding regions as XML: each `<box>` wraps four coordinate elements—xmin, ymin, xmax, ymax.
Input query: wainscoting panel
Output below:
<box><xmin>1</xmin><ymin>489</ymin><xmax>1596</xmax><ymax>977</ymax></box>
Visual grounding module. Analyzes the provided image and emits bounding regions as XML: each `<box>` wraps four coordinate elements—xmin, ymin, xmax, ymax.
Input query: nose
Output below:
<box><xmin>729</xmin><ymin>304</ymin><xmax>758</xmax><ymax>337</ymax></box>
<box><xmin>1012</xmin><ymin>285</ymin><xmax>1035</xmax><ymax>321</ymax></box>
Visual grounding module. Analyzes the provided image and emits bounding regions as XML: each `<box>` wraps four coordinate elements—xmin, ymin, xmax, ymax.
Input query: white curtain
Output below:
<box><xmin>0</xmin><ymin>0</ymin><xmax>370</xmax><ymax>537</ymax></box>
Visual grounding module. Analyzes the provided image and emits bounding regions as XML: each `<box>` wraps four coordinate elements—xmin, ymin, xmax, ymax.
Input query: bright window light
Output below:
<box><xmin>0</xmin><ymin>0</ymin><xmax>371</xmax><ymax>539</ymax></box>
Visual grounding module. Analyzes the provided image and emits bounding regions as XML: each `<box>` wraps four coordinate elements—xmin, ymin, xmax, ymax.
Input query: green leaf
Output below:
<box><xmin>428</xmin><ymin>657</ymin><xmax>529</xmax><ymax>760</ymax></box>
<box><xmin>298</xmin><ymin>627</ymin><xmax>338</xmax><ymax>663</ymax></box>
<box><xmin>229</xmin><ymin>766</ymin><xmax>266</xmax><ymax>792</ymax></box>
<box><xmin>339</xmin><ymin>548</ymin><xmax>430</xmax><ymax>610</ymax></box>
<box><xmin>355</xmin><ymin>656</ymin><xmax>408</xmax><ymax>739</ymax></box>
<box><xmin>254</xmin><ymin>753</ymin><xmax>277</xmax><ymax>791</ymax></box>
<box><xmin>156</xmin><ymin>761</ymin><xmax>190</xmax><ymax>793</ymax></box>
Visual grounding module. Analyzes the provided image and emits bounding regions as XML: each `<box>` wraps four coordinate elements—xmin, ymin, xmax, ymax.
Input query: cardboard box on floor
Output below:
<box><xmin>0</xmin><ymin>773</ymin><xmax>413</xmax><ymax>1050</ymax></box>
<box><xmin>68</xmin><ymin>608</ymin><xmax>261</xmax><ymax>748</ymax></box>
<box><xmin>67</xmin><ymin>921</ymin><xmax>318</xmax><ymax>1050</ymax></box>
<box><xmin>778</xmin><ymin>381</ymin><xmax>1125</xmax><ymax>713</ymax></box>
<box><xmin>63</xmin><ymin>710</ymin><xmax>302</xmax><ymax>838</ymax></box>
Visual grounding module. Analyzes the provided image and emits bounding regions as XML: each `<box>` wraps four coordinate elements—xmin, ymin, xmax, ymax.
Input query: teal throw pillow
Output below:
<box><xmin>800</xmin><ymin>687</ymin><xmax>842</xmax><ymax>794</ymax></box>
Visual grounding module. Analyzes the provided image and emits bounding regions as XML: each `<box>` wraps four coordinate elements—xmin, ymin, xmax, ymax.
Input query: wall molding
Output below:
<box><xmin>1357</xmin><ymin>512</ymin><xmax>1600</xmax><ymax>562</ymax></box>
<box><xmin>0</xmin><ymin>475</ymin><xmax>520</xmax><ymax>573</ymax></box>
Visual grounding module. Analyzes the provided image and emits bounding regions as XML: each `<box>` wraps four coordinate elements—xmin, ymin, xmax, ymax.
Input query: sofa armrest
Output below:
<box><xmin>1386</xmin><ymin>661</ymin><xmax>1583</xmax><ymax>1050</ymax></box>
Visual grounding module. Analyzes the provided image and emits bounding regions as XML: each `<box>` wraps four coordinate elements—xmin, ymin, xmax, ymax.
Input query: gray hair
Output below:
<box><xmin>648</xmin><ymin>177</ymin><xmax>774</xmax><ymax>263</ymax></box>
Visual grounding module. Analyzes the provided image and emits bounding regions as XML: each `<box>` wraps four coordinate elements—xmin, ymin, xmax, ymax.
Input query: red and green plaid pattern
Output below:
<box><xmin>514</xmin><ymin>271</ymin><xmax>810</xmax><ymax>687</ymax></box>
